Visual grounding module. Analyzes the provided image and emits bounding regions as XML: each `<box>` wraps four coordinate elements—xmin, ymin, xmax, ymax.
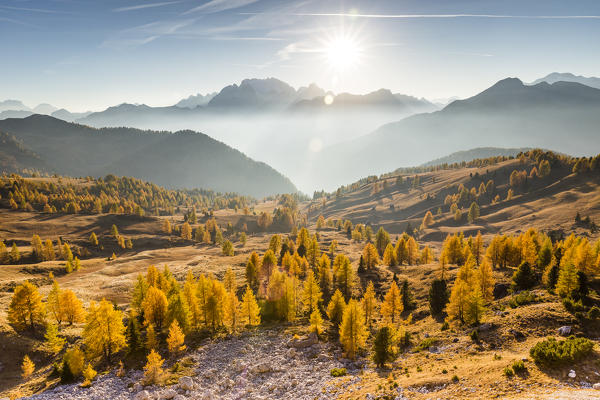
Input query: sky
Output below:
<box><xmin>2</xmin><ymin>0</ymin><xmax>600</xmax><ymax>111</ymax></box>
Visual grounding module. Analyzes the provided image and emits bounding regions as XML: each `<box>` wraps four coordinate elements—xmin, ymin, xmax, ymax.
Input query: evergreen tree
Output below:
<box><xmin>400</xmin><ymin>280</ymin><xmax>415</xmax><ymax>311</ymax></box>
<box><xmin>544</xmin><ymin>263</ymin><xmax>560</xmax><ymax>291</ymax></box>
<box><xmin>372</xmin><ymin>326</ymin><xmax>394</xmax><ymax>368</ymax></box>
<box><xmin>512</xmin><ymin>262</ymin><xmax>537</xmax><ymax>291</ymax></box>
<box><xmin>339</xmin><ymin>299</ymin><xmax>367</xmax><ymax>360</ymax></box>
<box><xmin>126</xmin><ymin>312</ymin><xmax>142</xmax><ymax>353</ymax></box>
<box><xmin>327</xmin><ymin>289</ymin><xmax>347</xmax><ymax>328</ymax></box>
<box><xmin>335</xmin><ymin>254</ymin><xmax>355</xmax><ymax>300</ymax></box>
<box><xmin>381</xmin><ymin>281</ymin><xmax>403</xmax><ymax>325</ymax></box>
<box><xmin>245</xmin><ymin>252</ymin><xmax>260</xmax><ymax>293</ymax></box>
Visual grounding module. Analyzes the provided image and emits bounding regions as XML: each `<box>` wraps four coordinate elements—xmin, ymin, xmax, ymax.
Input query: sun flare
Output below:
<box><xmin>324</xmin><ymin>36</ymin><xmax>362</xmax><ymax>71</ymax></box>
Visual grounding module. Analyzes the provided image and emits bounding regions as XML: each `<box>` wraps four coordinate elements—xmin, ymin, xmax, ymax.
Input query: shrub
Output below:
<box><xmin>530</xmin><ymin>336</ymin><xmax>595</xmax><ymax>367</ymax></box>
<box><xmin>414</xmin><ymin>337</ymin><xmax>437</xmax><ymax>352</ymax></box>
<box><xmin>562</xmin><ymin>298</ymin><xmax>585</xmax><ymax>313</ymax></box>
<box><xmin>441</xmin><ymin>369</ymin><xmax>448</xmax><ymax>374</ymax></box>
<box><xmin>441</xmin><ymin>321</ymin><xmax>449</xmax><ymax>331</ymax></box>
<box><xmin>470</xmin><ymin>329</ymin><xmax>479</xmax><ymax>342</ymax></box>
<box><xmin>503</xmin><ymin>367</ymin><xmax>514</xmax><ymax>377</ymax></box>
<box><xmin>588</xmin><ymin>306</ymin><xmax>600</xmax><ymax>320</ymax></box>
<box><xmin>511</xmin><ymin>360</ymin><xmax>526</xmax><ymax>374</ymax></box>
<box><xmin>509</xmin><ymin>291</ymin><xmax>537</xmax><ymax>308</ymax></box>
<box><xmin>451</xmin><ymin>375</ymin><xmax>459</xmax><ymax>383</ymax></box>
<box><xmin>330</xmin><ymin>367</ymin><xmax>347</xmax><ymax>377</ymax></box>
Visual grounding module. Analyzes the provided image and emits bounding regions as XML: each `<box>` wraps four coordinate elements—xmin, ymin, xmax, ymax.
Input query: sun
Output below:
<box><xmin>324</xmin><ymin>35</ymin><xmax>362</xmax><ymax>71</ymax></box>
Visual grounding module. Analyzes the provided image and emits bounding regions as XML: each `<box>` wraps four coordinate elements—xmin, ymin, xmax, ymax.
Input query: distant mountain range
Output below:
<box><xmin>308</xmin><ymin>78</ymin><xmax>600</xmax><ymax>189</ymax></box>
<box><xmin>530</xmin><ymin>72</ymin><xmax>600</xmax><ymax>90</ymax></box>
<box><xmin>0</xmin><ymin>115</ymin><xmax>296</xmax><ymax>197</ymax></box>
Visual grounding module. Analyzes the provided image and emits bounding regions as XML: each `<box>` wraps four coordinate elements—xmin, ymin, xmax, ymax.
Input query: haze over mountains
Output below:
<box><xmin>0</xmin><ymin>115</ymin><xmax>295</xmax><ymax>197</ymax></box>
<box><xmin>1</xmin><ymin>73</ymin><xmax>599</xmax><ymax>194</ymax></box>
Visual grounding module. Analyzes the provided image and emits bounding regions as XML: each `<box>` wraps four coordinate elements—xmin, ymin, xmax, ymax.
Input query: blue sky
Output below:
<box><xmin>2</xmin><ymin>0</ymin><xmax>600</xmax><ymax>111</ymax></box>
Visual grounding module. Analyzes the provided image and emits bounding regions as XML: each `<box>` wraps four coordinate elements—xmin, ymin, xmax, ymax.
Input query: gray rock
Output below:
<box><xmin>134</xmin><ymin>391</ymin><xmax>152</xmax><ymax>400</ymax></box>
<box><xmin>558</xmin><ymin>326</ymin><xmax>572</xmax><ymax>336</ymax></box>
<box><xmin>178</xmin><ymin>376</ymin><xmax>194</xmax><ymax>391</ymax></box>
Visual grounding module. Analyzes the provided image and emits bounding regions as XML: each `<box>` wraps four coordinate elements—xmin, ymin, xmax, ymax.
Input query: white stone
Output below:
<box><xmin>134</xmin><ymin>390</ymin><xmax>152</xmax><ymax>400</ymax></box>
<box><xmin>178</xmin><ymin>376</ymin><xmax>194</xmax><ymax>391</ymax></box>
<box><xmin>568</xmin><ymin>370</ymin><xmax>576</xmax><ymax>379</ymax></box>
<box><xmin>159</xmin><ymin>388</ymin><xmax>178</xmax><ymax>399</ymax></box>
<box><xmin>593</xmin><ymin>383</ymin><xmax>600</xmax><ymax>390</ymax></box>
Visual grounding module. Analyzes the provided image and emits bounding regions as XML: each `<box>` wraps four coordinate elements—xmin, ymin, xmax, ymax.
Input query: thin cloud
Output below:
<box><xmin>113</xmin><ymin>1</ymin><xmax>183</xmax><ymax>12</ymax></box>
<box><xmin>242</xmin><ymin>12</ymin><xmax>600</xmax><ymax>20</ymax></box>
<box><xmin>0</xmin><ymin>5</ymin><xmax>70</xmax><ymax>14</ymax></box>
<box><xmin>183</xmin><ymin>0</ymin><xmax>260</xmax><ymax>15</ymax></box>
<box><xmin>211</xmin><ymin>36</ymin><xmax>284</xmax><ymax>41</ymax></box>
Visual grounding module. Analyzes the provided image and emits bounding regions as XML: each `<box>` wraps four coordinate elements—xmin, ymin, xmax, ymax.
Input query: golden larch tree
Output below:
<box><xmin>339</xmin><ymin>299</ymin><xmax>368</xmax><ymax>360</ymax></box>
<box><xmin>381</xmin><ymin>281</ymin><xmax>403</xmax><ymax>325</ymax></box>
<box><xmin>82</xmin><ymin>299</ymin><xmax>126</xmax><ymax>361</ymax></box>
<box><xmin>240</xmin><ymin>285</ymin><xmax>261</xmax><ymax>326</ymax></box>
<box><xmin>166</xmin><ymin>320</ymin><xmax>186</xmax><ymax>354</ymax></box>
<box><xmin>142</xmin><ymin>286</ymin><xmax>168</xmax><ymax>331</ymax></box>
<box><xmin>8</xmin><ymin>281</ymin><xmax>45</xmax><ymax>332</ymax></box>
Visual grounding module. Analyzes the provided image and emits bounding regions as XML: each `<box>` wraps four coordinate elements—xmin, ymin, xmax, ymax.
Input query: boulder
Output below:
<box><xmin>134</xmin><ymin>391</ymin><xmax>152</xmax><ymax>400</ymax></box>
<box><xmin>478</xmin><ymin>323</ymin><xmax>493</xmax><ymax>332</ymax></box>
<box><xmin>178</xmin><ymin>376</ymin><xmax>194</xmax><ymax>391</ymax></box>
<box><xmin>593</xmin><ymin>383</ymin><xmax>600</xmax><ymax>390</ymax></box>
<box><xmin>557</xmin><ymin>326</ymin><xmax>572</xmax><ymax>336</ymax></box>
<box><xmin>568</xmin><ymin>370</ymin><xmax>576</xmax><ymax>379</ymax></box>
<box><xmin>159</xmin><ymin>388</ymin><xmax>178</xmax><ymax>399</ymax></box>
<box><xmin>509</xmin><ymin>329</ymin><xmax>526</xmax><ymax>340</ymax></box>
<box><xmin>174</xmin><ymin>396</ymin><xmax>186</xmax><ymax>400</ymax></box>
<box><xmin>289</xmin><ymin>332</ymin><xmax>318</xmax><ymax>349</ymax></box>
<box><xmin>251</xmin><ymin>362</ymin><xmax>272</xmax><ymax>374</ymax></box>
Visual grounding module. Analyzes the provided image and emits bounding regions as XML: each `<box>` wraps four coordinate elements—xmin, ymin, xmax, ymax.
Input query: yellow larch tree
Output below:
<box><xmin>381</xmin><ymin>281</ymin><xmax>403</xmax><ymax>325</ymax></box>
<box><xmin>22</xmin><ymin>355</ymin><xmax>35</xmax><ymax>379</ymax></box>
<box><xmin>224</xmin><ymin>290</ymin><xmax>241</xmax><ymax>334</ymax></box>
<box><xmin>302</xmin><ymin>270</ymin><xmax>322</xmax><ymax>315</ymax></box>
<box><xmin>8</xmin><ymin>281</ymin><xmax>45</xmax><ymax>332</ymax></box>
<box><xmin>382</xmin><ymin>243</ymin><xmax>396</xmax><ymax>267</ymax></box>
<box><xmin>240</xmin><ymin>285</ymin><xmax>261</xmax><ymax>326</ymax></box>
<box><xmin>143</xmin><ymin>349</ymin><xmax>164</xmax><ymax>385</ymax></box>
<box><xmin>361</xmin><ymin>281</ymin><xmax>378</xmax><ymax>328</ymax></box>
<box><xmin>339</xmin><ymin>299</ymin><xmax>368</xmax><ymax>360</ymax></box>
<box><xmin>82</xmin><ymin>299</ymin><xmax>126</xmax><ymax>361</ymax></box>
<box><xmin>166</xmin><ymin>320</ymin><xmax>186</xmax><ymax>354</ymax></box>
<box><xmin>362</xmin><ymin>243</ymin><xmax>380</xmax><ymax>270</ymax></box>
<box><xmin>59</xmin><ymin>289</ymin><xmax>85</xmax><ymax>325</ymax></box>
<box><xmin>142</xmin><ymin>286</ymin><xmax>168</xmax><ymax>331</ymax></box>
